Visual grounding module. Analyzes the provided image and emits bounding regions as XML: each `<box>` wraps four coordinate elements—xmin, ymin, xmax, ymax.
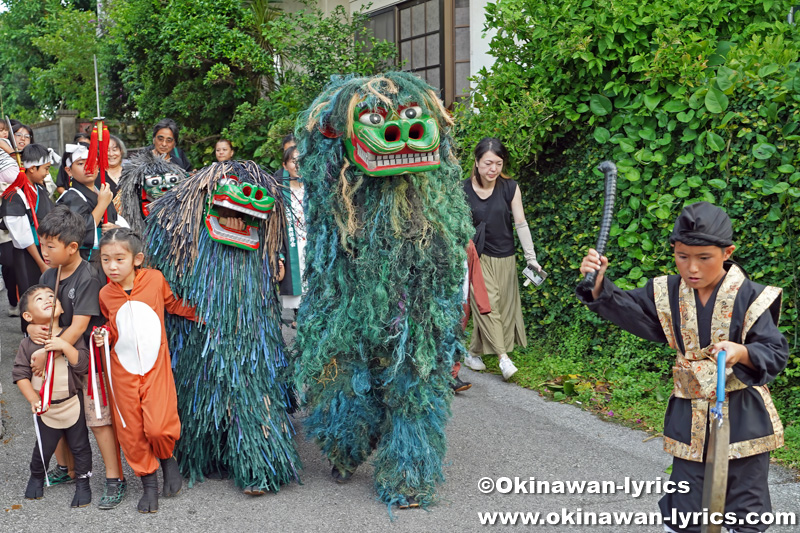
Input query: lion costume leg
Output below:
<box><xmin>372</xmin><ymin>360</ymin><xmax>451</xmax><ymax>508</ymax></box>
<box><xmin>304</xmin><ymin>360</ymin><xmax>383</xmax><ymax>478</ymax></box>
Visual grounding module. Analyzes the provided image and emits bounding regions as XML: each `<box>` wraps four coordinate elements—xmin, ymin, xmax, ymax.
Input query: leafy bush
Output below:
<box><xmin>455</xmin><ymin>0</ymin><xmax>800</xmax><ymax>435</ymax></box>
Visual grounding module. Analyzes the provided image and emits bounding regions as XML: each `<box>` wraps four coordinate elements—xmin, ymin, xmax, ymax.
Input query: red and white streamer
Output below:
<box><xmin>36</xmin><ymin>351</ymin><xmax>55</xmax><ymax>415</ymax></box>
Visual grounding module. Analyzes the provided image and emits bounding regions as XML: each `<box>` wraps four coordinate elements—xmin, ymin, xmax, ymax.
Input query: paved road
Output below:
<box><xmin>1</xmin><ymin>301</ymin><xmax>798</xmax><ymax>532</ymax></box>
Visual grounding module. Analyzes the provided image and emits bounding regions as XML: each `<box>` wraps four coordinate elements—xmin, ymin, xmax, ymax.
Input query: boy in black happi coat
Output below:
<box><xmin>577</xmin><ymin>202</ymin><xmax>788</xmax><ymax>533</ymax></box>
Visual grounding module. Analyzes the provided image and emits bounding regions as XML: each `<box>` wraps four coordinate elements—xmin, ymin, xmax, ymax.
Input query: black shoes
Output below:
<box><xmin>138</xmin><ymin>472</ymin><xmax>159</xmax><ymax>513</ymax></box>
<box><xmin>24</xmin><ymin>475</ymin><xmax>44</xmax><ymax>500</ymax></box>
<box><xmin>452</xmin><ymin>375</ymin><xmax>472</xmax><ymax>393</ymax></box>
<box><xmin>160</xmin><ymin>456</ymin><xmax>182</xmax><ymax>498</ymax></box>
<box><xmin>70</xmin><ymin>477</ymin><xmax>92</xmax><ymax>508</ymax></box>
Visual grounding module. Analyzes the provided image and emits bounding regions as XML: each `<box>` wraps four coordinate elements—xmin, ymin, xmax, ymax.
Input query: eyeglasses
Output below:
<box><xmin>15</xmin><ymin>133</ymin><xmax>31</xmax><ymax>140</ymax></box>
<box><xmin>156</xmin><ymin>135</ymin><xmax>175</xmax><ymax>143</ymax></box>
<box><xmin>291</xmin><ymin>159</ymin><xmax>299</xmax><ymax>165</ymax></box>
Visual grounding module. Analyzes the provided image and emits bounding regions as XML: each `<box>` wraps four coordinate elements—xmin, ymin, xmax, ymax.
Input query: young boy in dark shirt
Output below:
<box><xmin>56</xmin><ymin>143</ymin><xmax>126</xmax><ymax>266</ymax></box>
<box><xmin>577</xmin><ymin>202</ymin><xmax>788</xmax><ymax>533</ymax></box>
<box><xmin>12</xmin><ymin>285</ymin><xmax>92</xmax><ymax>507</ymax></box>
<box><xmin>1</xmin><ymin>144</ymin><xmax>56</xmax><ymax>293</ymax></box>
<box><xmin>28</xmin><ymin>206</ymin><xmax>127</xmax><ymax>509</ymax></box>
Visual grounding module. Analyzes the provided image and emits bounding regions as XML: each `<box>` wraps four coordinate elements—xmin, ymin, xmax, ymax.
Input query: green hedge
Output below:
<box><xmin>455</xmin><ymin>0</ymin><xmax>799</xmax><ymax>417</ymax></box>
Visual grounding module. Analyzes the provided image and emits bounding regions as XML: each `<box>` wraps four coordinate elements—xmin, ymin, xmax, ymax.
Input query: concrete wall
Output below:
<box><xmin>31</xmin><ymin>122</ymin><xmax>59</xmax><ymax>153</ymax></box>
<box><xmin>30</xmin><ymin>110</ymin><xmax>79</xmax><ymax>155</ymax></box>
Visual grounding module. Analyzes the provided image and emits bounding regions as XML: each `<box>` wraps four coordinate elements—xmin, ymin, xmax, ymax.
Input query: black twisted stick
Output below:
<box><xmin>577</xmin><ymin>161</ymin><xmax>617</xmax><ymax>292</ymax></box>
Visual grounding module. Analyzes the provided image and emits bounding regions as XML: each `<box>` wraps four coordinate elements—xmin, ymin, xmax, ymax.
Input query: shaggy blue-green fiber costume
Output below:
<box><xmin>295</xmin><ymin>72</ymin><xmax>473</xmax><ymax>510</ymax></box>
<box><xmin>144</xmin><ymin>160</ymin><xmax>301</xmax><ymax>493</ymax></box>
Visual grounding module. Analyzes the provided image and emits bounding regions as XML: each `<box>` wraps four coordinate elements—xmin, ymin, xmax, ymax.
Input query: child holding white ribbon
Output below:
<box><xmin>12</xmin><ymin>285</ymin><xmax>92</xmax><ymax>507</ymax></box>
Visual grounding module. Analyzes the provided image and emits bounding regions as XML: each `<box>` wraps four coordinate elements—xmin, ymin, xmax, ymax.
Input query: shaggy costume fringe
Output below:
<box><xmin>115</xmin><ymin>151</ymin><xmax>188</xmax><ymax>235</ymax></box>
<box><xmin>144</xmin><ymin>161</ymin><xmax>300</xmax><ymax>491</ymax></box>
<box><xmin>295</xmin><ymin>72</ymin><xmax>472</xmax><ymax>511</ymax></box>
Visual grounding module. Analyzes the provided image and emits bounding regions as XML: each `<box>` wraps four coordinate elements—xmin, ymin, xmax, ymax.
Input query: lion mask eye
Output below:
<box><xmin>401</xmin><ymin>106</ymin><xmax>422</xmax><ymax>120</ymax></box>
<box><xmin>359</xmin><ymin>112</ymin><xmax>385</xmax><ymax>127</ymax></box>
<box><xmin>165</xmin><ymin>173</ymin><xmax>180</xmax><ymax>185</ymax></box>
<box><xmin>145</xmin><ymin>176</ymin><xmax>163</xmax><ymax>187</ymax></box>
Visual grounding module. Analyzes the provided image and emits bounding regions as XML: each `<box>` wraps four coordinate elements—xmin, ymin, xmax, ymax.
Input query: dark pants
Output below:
<box><xmin>29</xmin><ymin>393</ymin><xmax>92</xmax><ymax>479</ymax></box>
<box><xmin>0</xmin><ymin>241</ymin><xmax>18</xmax><ymax>306</ymax></box>
<box><xmin>659</xmin><ymin>453</ymin><xmax>772</xmax><ymax>533</ymax></box>
<box><xmin>14</xmin><ymin>245</ymin><xmax>42</xmax><ymax>296</ymax></box>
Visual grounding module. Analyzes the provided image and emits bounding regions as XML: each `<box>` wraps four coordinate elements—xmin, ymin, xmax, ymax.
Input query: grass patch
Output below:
<box><xmin>479</xmin><ymin>340</ymin><xmax>668</xmax><ymax>435</ymax></box>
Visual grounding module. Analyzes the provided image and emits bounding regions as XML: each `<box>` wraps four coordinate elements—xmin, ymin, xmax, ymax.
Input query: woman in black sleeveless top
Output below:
<box><xmin>462</xmin><ymin>138</ymin><xmax>541</xmax><ymax>380</ymax></box>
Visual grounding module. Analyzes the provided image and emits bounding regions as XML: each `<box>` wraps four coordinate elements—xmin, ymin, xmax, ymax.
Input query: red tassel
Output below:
<box><xmin>99</xmin><ymin>125</ymin><xmax>110</xmax><ymax>176</ymax></box>
<box><xmin>84</xmin><ymin>125</ymin><xmax>99</xmax><ymax>175</ymax></box>
<box><xmin>2</xmin><ymin>170</ymin><xmax>28</xmax><ymax>200</ymax></box>
<box><xmin>2</xmin><ymin>170</ymin><xmax>41</xmax><ymax>228</ymax></box>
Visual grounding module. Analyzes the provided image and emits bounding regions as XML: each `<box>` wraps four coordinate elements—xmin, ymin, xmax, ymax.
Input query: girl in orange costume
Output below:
<box><xmin>94</xmin><ymin>228</ymin><xmax>196</xmax><ymax>513</ymax></box>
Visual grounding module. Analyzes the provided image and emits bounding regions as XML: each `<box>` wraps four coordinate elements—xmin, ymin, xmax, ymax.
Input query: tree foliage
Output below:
<box><xmin>0</xmin><ymin>0</ymin><xmax>97</xmax><ymax>122</ymax></box>
<box><xmin>107</xmin><ymin>0</ymin><xmax>274</xmax><ymax>161</ymax></box>
<box><xmin>455</xmin><ymin>0</ymin><xmax>800</xmax><ymax>418</ymax></box>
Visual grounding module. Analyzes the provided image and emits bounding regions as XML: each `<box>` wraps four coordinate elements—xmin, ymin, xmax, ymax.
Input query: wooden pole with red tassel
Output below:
<box><xmin>85</xmin><ymin>55</ymin><xmax>109</xmax><ymax>224</ymax></box>
<box><xmin>86</xmin><ymin>55</ymin><xmax>123</xmax><ymax>478</ymax></box>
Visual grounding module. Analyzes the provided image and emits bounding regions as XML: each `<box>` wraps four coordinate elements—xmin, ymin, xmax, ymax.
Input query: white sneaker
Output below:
<box><xmin>464</xmin><ymin>355</ymin><xmax>486</xmax><ymax>371</ymax></box>
<box><xmin>8</xmin><ymin>304</ymin><xmax>19</xmax><ymax>317</ymax></box>
<box><xmin>499</xmin><ymin>357</ymin><xmax>518</xmax><ymax>380</ymax></box>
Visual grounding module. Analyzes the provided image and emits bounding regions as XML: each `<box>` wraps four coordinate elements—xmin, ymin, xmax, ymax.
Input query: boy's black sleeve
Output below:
<box><xmin>71</xmin><ymin>266</ymin><xmax>102</xmax><ymax>319</ymax></box>
<box><xmin>578</xmin><ymin>277</ymin><xmax>669</xmax><ymax>344</ymax></box>
<box><xmin>3</xmin><ymin>193</ymin><xmax>27</xmax><ymax>217</ymax></box>
<box><xmin>732</xmin><ymin>304</ymin><xmax>789</xmax><ymax>387</ymax></box>
<box><xmin>57</xmin><ymin>191</ymin><xmax>95</xmax><ymax>249</ymax></box>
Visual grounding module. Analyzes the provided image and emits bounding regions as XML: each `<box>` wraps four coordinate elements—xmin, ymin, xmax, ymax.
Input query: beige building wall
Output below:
<box><xmin>467</xmin><ymin>0</ymin><xmax>494</xmax><ymax>87</ymax></box>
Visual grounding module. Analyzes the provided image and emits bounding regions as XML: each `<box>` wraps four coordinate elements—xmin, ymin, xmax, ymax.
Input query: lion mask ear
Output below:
<box><xmin>317</xmin><ymin>115</ymin><xmax>342</xmax><ymax>139</ymax></box>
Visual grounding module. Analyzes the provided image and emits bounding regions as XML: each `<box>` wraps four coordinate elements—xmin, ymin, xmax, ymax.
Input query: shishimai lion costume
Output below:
<box><xmin>144</xmin><ymin>160</ymin><xmax>300</xmax><ymax>494</ymax></box>
<box><xmin>115</xmin><ymin>151</ymin><xmax>189</xmax><ymax>236</ymax></box>
<box><xmin>295</xmin><ymin>72</ymin><xmax>472</xmax><ymax>510</ymax></box>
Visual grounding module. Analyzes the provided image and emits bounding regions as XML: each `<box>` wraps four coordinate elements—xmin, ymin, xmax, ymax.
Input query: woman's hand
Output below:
<box><xmin>276</xmin><ymin>259</ymin><xmax>285</xmax><ymax>282</ymax></box>
<box><xmin>220</xmin><ymin>217</ymin><xmax>245</xmax><ymax>231</ymax></box>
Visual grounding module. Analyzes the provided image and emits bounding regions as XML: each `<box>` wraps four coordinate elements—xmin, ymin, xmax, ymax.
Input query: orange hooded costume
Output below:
<box><xmin>99</xmin><ymin>268</ymin><xmax>196</xmax><ymax>476</ymax></box>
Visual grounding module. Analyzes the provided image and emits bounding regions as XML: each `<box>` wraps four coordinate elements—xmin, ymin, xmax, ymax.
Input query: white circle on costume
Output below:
<box><xmin>114</xmin><ymin>301</ymin><xmax>161</xmax><ymax>375</ymax></box>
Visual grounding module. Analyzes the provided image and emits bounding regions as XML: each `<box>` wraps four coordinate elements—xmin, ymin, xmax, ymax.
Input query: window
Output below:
<box><xmin>365</xmin><ymin>0</ymin><xmax>470</xmax><ymax>107</ymax></box>
<box><xmin>398</xmin><ymin>0</ymin><xmax>442</xmax><ymax>90</ymax></box>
